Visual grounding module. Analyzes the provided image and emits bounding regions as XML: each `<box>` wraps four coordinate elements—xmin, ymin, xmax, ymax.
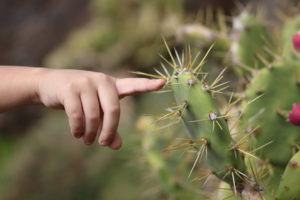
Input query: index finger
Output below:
<box><xmin>116</xmin><ymin>78</ymin><xmax>165</xmax><ymax>98</ymax></box>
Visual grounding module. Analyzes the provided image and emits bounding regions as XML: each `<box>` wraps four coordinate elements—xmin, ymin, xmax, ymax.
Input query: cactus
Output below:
<box><xmin>282</xmin><ymin>16</ymin><xmax>300</xmax><ymax>58</ymax></box>
<box><xmin>137</xmin><ymin>9</ymin><xmax>300</xmax><ymax>199</ymax></box>
<box><xmin>169</xmin><ymin>60</ymin><xmax>247</xmax><ymax>192</ymax></box>
<box><xmin>136</xmin><ymin>41</ymin><xmax>255</xmax><ymax>197</ymax></box>
<box><xmin>276</xmin><ymin>151</ymin><xmax>300</xmax><ymax>200</ymax></box>
<box><xmin>230</xmin><ymin>11</ymin><xmax>274</xmax><ymax>70</ymax></box>
<box><xmin>235</xmin><ymin>61</ymin><xmax>300</xmax><ymax>195</ymax></box>
<box><xmin>175</xmin><ymin>11</ymin><xmax>275</xmax><ymax>76</ymax></box>
<box><xmin>238</xmin><ymin>60</ymin><xmax>300</xmax><ymax>177</ymax></box>
<box><xmin>137</xmin><ymin>116</ymin><xmax>204</xmax><ymax>200</ymax></box>
<box><xmin>236</xmin><ymin>14</ymin><xmax>300</xmax><ymax>193</ymax></box>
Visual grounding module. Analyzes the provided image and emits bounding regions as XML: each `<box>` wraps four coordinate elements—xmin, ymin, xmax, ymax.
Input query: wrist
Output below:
<box><xmin>30</xmin><ymin>67</ymin><xmax>50</xmax><ymax>104</ymax></box>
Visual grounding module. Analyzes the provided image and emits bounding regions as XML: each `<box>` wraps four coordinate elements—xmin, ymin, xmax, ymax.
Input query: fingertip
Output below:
<box><xmin>149</xmin><ymin>79</ymin><xmax>165</xmax><ymax>90</ymax></box>
<box><xmin>109</xmin><ymin>134</ymin><xmax>122</xmax><ymax>150</ymax></box>
<box><xmin>99</xmin><ymin>140</ymin><xmax>108</xmax><ymax>147</ymax></box>
<box><xmin>74</xmin><ymin>133</ymin><xmax>83</xmax><ymax>139</ymax></box>
<box><xmin>154</xmin><ymin>79</ymin><xmax>166</xmax><ymax>85</ymax></box>
<box><xmin>84</xmin><ymin>141</ymin><xmax>93</xmax><ymax>146</ymax></box>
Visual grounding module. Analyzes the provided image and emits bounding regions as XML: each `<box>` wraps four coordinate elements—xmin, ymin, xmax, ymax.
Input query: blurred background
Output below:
<box><xmin>0</xmin><ymin>0</ymin><xmax>296</xmax><ymax>199</ymax></box>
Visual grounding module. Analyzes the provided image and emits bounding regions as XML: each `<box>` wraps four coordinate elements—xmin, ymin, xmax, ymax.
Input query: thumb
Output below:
<box><xmin>116</xmin><ymin>78</ymin><xmax>165</xmax><ymax>98</ymax></box>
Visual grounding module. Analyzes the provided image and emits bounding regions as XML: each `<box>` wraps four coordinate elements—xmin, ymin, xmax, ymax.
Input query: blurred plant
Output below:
<box><xmin>45</xmin><ymin>0</ymin><xmax>185</xmax><ymax>71</ymax></box>
<box><xmin>0</xmin><ymin>112</ymin><xmax>144</xmax><ymax>200</ymax></box>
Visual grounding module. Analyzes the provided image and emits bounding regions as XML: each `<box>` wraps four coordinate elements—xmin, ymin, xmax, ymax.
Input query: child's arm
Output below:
<box><xmin>0</xmin><ymin>66</ymin><xmax>165</xmax><ymax>149</ymax></box>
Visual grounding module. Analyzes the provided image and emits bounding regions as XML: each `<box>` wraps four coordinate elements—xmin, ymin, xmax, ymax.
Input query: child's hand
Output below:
<box><xmin>37</xmin><ymin>69</ymin><xmax>165</xmax><ymax>150</ymax></box>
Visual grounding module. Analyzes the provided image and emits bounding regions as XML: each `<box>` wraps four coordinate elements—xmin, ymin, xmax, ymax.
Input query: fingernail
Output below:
<box><xmin>110</xmin><ymin>142</ymin><xmax>121</xmax><ymax>150</ymax></box>
<box><xmin>155</xmin><ymin>79</ymin><xmax>165</xmax><ymax>84</ymax></box>
<box><xmin>75</xmin><ymin>134</ymin><xmax>82</xmax><ymax>139</ymax></box>
<box><xmin>84</xmin><ymin>141</ymin><xmax>92</xmax><ymax>145</ymax></box>
<box><xmin>100</xmin><ymin>140</ymin><xmax>108</xmax><ymax>146</ymax></box>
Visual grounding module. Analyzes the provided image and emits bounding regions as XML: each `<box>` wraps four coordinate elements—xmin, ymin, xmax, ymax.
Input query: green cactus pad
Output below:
<box><xmin>282</xmin><ymin>16</ymin><xmax>300</xmax><ymax>58</ymax></box>
<box><xmin>231</xmin><ymin>12</ymin><xmax>274</xmax><ymax>72</ymax></box>
<box><xmin>240</xmin><ymin>60</ymin><xmax>300</xmax><ymax>172</ymax></box>
<box><xmin>170</xmin><ymin>69</ymin><xmax>247</xmax><ymax>191</ymax></box>
<box><xmin>276</xmin><ymin>151</ymin><xmax>300</xmax><ymax>200</ymax></box>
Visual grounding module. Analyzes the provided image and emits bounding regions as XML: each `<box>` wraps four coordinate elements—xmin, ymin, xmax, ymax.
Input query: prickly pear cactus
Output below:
<box><xmin>176</xmin><ymin>11</ymin><xmax>275</xmax><ymax>76</ymax></box>
<box><xmin>136</xmin><ymin>116</ymin><xmax>204</xmax><ymax>200</ymax></box>
<box><xmin>138</xmin><ymin>11</ymin><xmax>300</xmax><ymax>200</ymax></box>
<box><xmin>230</xmin><ymin>11</ymin><xmax>274</xmax><ymax>70</ymax></box>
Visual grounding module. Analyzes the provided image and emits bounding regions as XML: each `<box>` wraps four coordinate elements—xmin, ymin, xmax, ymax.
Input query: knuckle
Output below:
<box><xmin>106</xmin><ymin>105</ymin><xmax>120</xmax><ymax>115</ymax></box>
<box><xmin>84</xmin><ymin>137</ymin><xmax>95</xmax><ymax>145</ymax></box>
<box><xmin>79</xmin><ymin>76</ymin><xmax>90</xmax><ymax>83</ymax></box>
<box><xmin>70</xmin><ymin>111</ymin><xmax>83</xmax><ymax>121</ymax></box>
<box><xmin>86</xmin><ymin>113</ymin><xmax>100</xmax><ymax>122</ymax></box>
<box><xmin>99</xmin><ymin>74</ymin><xmax>112</xmax><ymax>83</ymax></box>
<box><xmin>65</xmin><ymin>82</ymin><xmax>76</xmax><ymax>91</ymax></box>
<box><xmin>70</xmin><ymin>76</ymin><xmax>91</xmax><ymax>88</ymax></box>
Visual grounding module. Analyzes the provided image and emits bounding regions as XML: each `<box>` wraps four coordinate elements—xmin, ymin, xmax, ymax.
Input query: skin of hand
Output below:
<box><xmin>0</xmin><ymin>67</ymin><xmax>165</xmax><ymax>150</ymax></box>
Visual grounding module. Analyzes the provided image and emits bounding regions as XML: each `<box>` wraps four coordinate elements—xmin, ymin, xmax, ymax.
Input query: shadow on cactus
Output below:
<box><xmin>136</xmin><ymin>30</ymin><xmax>300</xmax><ymax>199</ymax></box>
